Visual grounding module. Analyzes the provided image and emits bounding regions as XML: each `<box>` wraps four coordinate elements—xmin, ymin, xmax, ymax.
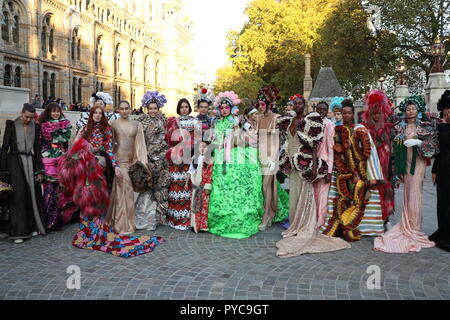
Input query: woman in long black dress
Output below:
<box><xmin>430</xmin><ymin>90</ymin><xmax>450</xmax><ymax>251</ymax></box>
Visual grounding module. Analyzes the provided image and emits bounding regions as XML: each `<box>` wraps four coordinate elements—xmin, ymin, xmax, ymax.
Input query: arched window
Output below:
<box><xmin>43</xmin><ymin>72</ymin><xmax>49</xmax><ymax>100</ymax></box>
<box><xmin>49</xmin><ymin>29</ymin><xmax>54</xmax><ymax>53</ymax></box>
<box><xmin>50</xmin><ymin>73</ymin><xmax>56</xmax><ymax>98</ymax></box>
<box><xmin>4</xmin><ymin>64</ymin><xmax>12</xmax><ymax>86</ymax></box>
<box><xmin>12</xmin><ymin>15</ymin><xmax>19</xmax><ymax>43</ymax></box>
<box><xmin>130</xmin><ymin>50</ymin><xmax>136</xmax><ymax>81</ymax></box>
<box><xmin>77</xmin><ymin>78</ymin><xmax>82</xmax><ymax>102</ymax></box>
<box><xmin>144</xmin><ymin>56</ymin><xmax>149</xmax><ymax>84</ymax></box>
<box><xmin>71</xmin><ymin>28</ymin><xmax>80</xmax><ymax>61</ymax></box>
<box><xmin>41</xmin><ymin>26</ymin><xmax>47</xmax><ymax>52</ymax></box>
<box><xmin>72</xmin><ymin>77</ymin><xmax>76</xmax><ymax>103</ymax></box>
<box><xmin>155</xmin><ymin>59</ymin><xmax>159</xmax><ymax>87</ymax></box>
<box><xmin>114</xmin><ymin>43</ymin><xmax>120</xmax><ymax>76</ymax></box>
<box><xmin>14</xmin><ymin>66</ymin><xmax>21</xmax><ymax>87</ymax></box>
<box><xmin>1</xmin><ymin>11</ymin><xmax>9</xmax><ymax>42</ymax></box>
<box><xmin>42</xmin><ymin>16</ymin><xmax>53</xmax><ymax>55</ymax></box>
<box><xmin>71</xmin><ymin>32</ymin><xmax>75</xmax><ymax>60</ymax></box>
<box><xmin>95</xmin><ymin>36</ymin><xmax>102</xmax><ymax>69</ymax></box>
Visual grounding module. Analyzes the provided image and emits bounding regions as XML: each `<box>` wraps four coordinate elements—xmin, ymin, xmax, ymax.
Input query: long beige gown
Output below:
<box><xmin>256</xmin><ymin>111</ymin><xmax>279</xmax><ymax>225</ymax></box>
<box><xmin>276</xmin><ymin>130</ymin><xmax>351</xmax><ymax>258</ymax></box>
<box><xmin>106</xmin><ymin>120</ymin><xmax>148</xmax><ymax>234</ymax></box>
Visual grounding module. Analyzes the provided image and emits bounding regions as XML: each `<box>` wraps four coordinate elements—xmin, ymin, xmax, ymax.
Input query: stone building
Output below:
<box><xmin>0</xmin><ymin>0</ymin><xmax>194</xmax><ymax>116</ymax></box>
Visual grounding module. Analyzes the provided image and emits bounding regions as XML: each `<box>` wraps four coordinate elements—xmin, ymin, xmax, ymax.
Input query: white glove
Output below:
<box><xmin>404</xmin><ymin>139</ymin><xmax>422</xmax><ymax>148</ymax></box>
<box><xmin>268</xmin><ymin>160</ymin><xmax>276</xmax><ymax>172</ymax></box>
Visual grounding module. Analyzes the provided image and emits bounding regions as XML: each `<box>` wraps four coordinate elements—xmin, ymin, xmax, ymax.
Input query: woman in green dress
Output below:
<box><xmin>208</xmin><ymin>91</ymin><xmax>264</xmax><ymax>239</ymax></box>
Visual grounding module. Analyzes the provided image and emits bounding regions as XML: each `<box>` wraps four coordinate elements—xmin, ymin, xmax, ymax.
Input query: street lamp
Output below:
<box><xmin>430</xmin><ymin>35</ymin><xmax>445</xmax><ymax>73</ymax></box>
<box><xmin>379</xmin><ymin>76</ymin><xmax>386</xmax><ymax>90</ymax></box>
<box><xmin>396</xmin><ymin>58</ymin><xmax>407</xmax><ymax>85</ymax></box>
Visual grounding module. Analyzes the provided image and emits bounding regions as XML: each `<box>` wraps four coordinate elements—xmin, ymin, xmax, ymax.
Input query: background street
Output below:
<box><xmin>1</xmin><ymin>167</ymin><xmax>449</xmax><ymax>300</ymax></box>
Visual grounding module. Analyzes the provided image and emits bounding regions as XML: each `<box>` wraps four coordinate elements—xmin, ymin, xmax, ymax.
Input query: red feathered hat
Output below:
<box><xmin>363</xmin><ymin>90</ymin><xmax>392</xmax><ymax>118</ymax></box>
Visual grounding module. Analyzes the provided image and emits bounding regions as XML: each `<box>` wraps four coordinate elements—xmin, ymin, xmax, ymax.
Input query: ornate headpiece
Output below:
<box><xmin>214</xmin><ymin>91</ymin><xmax>241</xmax><ymax>116</ymax></box>
<box><xmin>194</xmin><ymin>88</ymin><xmax>215</xmax><ymax>105</ymax></box>
<box><xmin>330</xmin><ymin>96</ymin><xmax>345</xmax><ymax>112</ymax></box>
<box><xmin>289</xmin><ymin>94</ymin><xmax>304</xmax><ymax>101</ymax></box>
<box><xmin>399</xmin><ymin>95</ymin><xmax>427</xmax><ymax>113</ymax></box>
<box><xmin>141</xmin><ymin>91</ymin><xmax>167</xmax><ymax>108</ymax></box>
<box><xmin>363</xmin><ymin>90</ymin><xmax>392</xmax><ymax>118</ymax></box>
<box><xmin>90</xmin><ymin>92</ymin><xmax>113</xmax><ymax>106</ymax></box>
<box><xmin>437</xmin><ymin>90</ymin><xmax>450</xmax><ymax>112</ymax></box>
<box><xmin>257</xmin><ymin>85</ymin><xmax>281</xmax><ymax>106</ymax></box>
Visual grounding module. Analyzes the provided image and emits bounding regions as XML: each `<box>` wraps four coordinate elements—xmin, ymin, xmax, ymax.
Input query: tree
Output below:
<box><xmin>214</xmin><ymin>65</ymin><xmax>266</xmax><ymax>107</ymax></box>
<box><xmin>367</xmin><ymin>0</ymin><xmax>450</xmax><ymax>78</ymax></box>
<box><xmin>312</xmin><ymin>0</ymin><xmax>398</xmax><ymax>94</ymax></box>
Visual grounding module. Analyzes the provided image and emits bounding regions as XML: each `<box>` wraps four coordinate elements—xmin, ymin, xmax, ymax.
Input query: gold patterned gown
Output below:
<box><xmin>106</xmin><ymin>120</ymin><xmax>148</xmax><ymax>234</ymax></box>
<box><xmin>276</xmin><ymin>131</ymin><xmax>351</xmax><ymax>258</ymax></box>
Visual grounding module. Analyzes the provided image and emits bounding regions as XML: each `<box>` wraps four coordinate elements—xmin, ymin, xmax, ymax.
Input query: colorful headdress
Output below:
<box><xmin>90</xmin><ymin>92</ymin><xmax>113</xmax><ymax>106</ymax></box>
<box><xmin>257</xmin><ymin>85</ymin><xmax>281</xmax><ymax>107</ymax></box>
<box><xmin>330</xmin><ymin>96</ymin><xmax>345</xmax><ymax>112</ymax></box>
<box><xmin>141</xmin><ymin>91</ymin><xmax>167</xmax><ymax>108</ymax></box>
<box><xmin>362</xmin><ymin>90</ymin><xmax>392</xmax><ymax>122</ymax></box>
<box><xmin>399</xmin><ymin>95</ymin><xmax>427</xmax><ymax>113</ymax></box>
<box><xmin>437</xmin><ymin>90</ymin><xmax>450</xmax><ymax>112</ymax></box>
<box><xmin>194</xmin><ymin>88</ymin><xmax>215</xmax><ymax>105</ymax></box>
<box><xmin>289</xmin><ymin>94</ymin><xmax>304</xmax><ymax>101</ymax></box>
<box><xmin>214</xmin><ymin>91</ymin><xmax>241</xmax><ymax>116</ymax></box>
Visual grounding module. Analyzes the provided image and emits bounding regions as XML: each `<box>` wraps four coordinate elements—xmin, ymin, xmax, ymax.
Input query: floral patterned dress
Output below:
<box><xmin>165</xmin><ymin>115</ymin><xmax>196</xmax><ymax>230</ymax></box>
<box><xmin>40</xmin><ymin>118</ymin><xmax>74</xmax><ymax>231</ymax></box>
<box><xmin>135</xmin><ymin>113</ymin><xmax>170</xmax><ymax>230</ymax></box>
<box><xmin>68</xmin><ymin>124</ymin><xmax>163</xmax><ymax>258</ymax></box>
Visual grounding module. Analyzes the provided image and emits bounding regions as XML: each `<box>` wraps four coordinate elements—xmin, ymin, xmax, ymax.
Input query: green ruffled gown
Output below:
<box><xmin>208</xmin><ymin>116</ymin><xmax>264</xmax><ymax>239</ymax></box>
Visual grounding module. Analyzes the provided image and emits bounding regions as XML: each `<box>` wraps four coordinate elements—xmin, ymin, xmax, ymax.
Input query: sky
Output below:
<box><xmin>184</xmin><ymin>0</ymin><xmax>250</xmax><ymax>84</ymax></box>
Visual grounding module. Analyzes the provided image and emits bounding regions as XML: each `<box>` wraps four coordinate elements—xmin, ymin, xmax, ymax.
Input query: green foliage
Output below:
<box><xmin>215</xmin><ymin>0</ymin><xmax>450</xmax><ymax>101</ymax></box>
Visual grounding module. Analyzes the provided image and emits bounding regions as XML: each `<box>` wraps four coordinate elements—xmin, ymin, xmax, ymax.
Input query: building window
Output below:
<box><xmin>50</xmin><ymin>73</ymin><xmax>56</xmax><ymax>98</ymax></box>
<box><xmin>14</xmin><ymin>66</ymin><xmax>21</xmax><ymax>87</ymax></box>
<box><xmin>72</xmin><ymin>77</ymin><xmax>76</xmax><ymax>103</ymax></box>
<box><xmin>155</xmin><ymin>60</ymin><xmax>159</xmax><ymax>87</ymax></box>
<box><xmin>41</xmin><ymin>16</ymin><xmax>53</xmax><ymax>55</ymax></box>
<box><xmin>95</xmin><ymin>36</ymin><xmax>102</xmax><ymax>69</ymax></box>
<box><xmin>2</xmin><ymin>11</ymin><xmax>9</xmax><ymax>41</ymax></box>
<box><xmin>43</xmin><ymin>72</ymin><xmax>49</xmax><ymax>101</ymax></box>
<box><xmin>12</xmin><ymin>15</ymin><xmax>18</xmax><ymax>43</ymax></box>
<box><xmin>49</xmin><ymin>29</ymin><xmax>54</xmax><ymax>53</ymax></box>
<box><xmin>41</xmin><ymin>26</ymin><xmax>47</xmax><ymax>53</ymax></box>
<box><xmin>130</xmin><ymin>50</ymin><xmax>136</xmax><ymax>81</ymax></box>
<box><xmin>78</xmin><ymin>78</ymin><xmax>82</xmax><ymax>102</ymax></box>
<box><xmin>4</xmin><ymin>64</ymin><xmax>12</xmax><ymax>86</ymax></box>
<box><xmin>114</xmin><ymin>44</ymin><xmax>120</xmax><ymax>76</ymax></box>
<box><xmin>144</xmin><ymin>56</ymin><xmax>149</xmax><ymax>84</ymax></box>
<box><xmin>71</xmin><ymin>28</ymin><xmax>81</xmax><ymax>61</ymax></box>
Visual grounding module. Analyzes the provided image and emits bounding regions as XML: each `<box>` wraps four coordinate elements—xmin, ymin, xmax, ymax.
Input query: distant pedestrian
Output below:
<box><xmin>31</xmin><ymin>94</ymin><xmax>41</xmax><ymax>109</ymax></box>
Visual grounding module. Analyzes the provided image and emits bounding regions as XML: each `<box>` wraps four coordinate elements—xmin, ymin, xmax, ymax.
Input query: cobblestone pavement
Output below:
<box><xmin>1</xmin><ymin>167</ymin><xmax>449</xmax><ymax>300</ymax></box>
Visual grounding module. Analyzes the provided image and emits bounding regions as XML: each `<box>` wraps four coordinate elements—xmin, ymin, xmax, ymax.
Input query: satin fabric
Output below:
<box><xmin>313</xmin><ymin>118</ymin><xmax>334</xmax><ymax>228</ymax></box>
<box><xmin>374</xmin><ymin>125</ymin><xmax>435</xmax><ymax>253</ymax></box>
<box><xmin>276</xmin><ymin>131</ymin><xmax>350</xmax><ymax>258</ymax></box>
<box><xmin>106</xmin><ymin>120</ymin><xmax>147</xmax><ymax>234</ymax></box>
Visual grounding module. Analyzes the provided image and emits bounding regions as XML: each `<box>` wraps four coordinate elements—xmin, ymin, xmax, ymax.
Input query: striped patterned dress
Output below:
<box><xmin>320</xmin><ymin>124</ymin><xmax>384</xmax><ymax>240</ymax></box>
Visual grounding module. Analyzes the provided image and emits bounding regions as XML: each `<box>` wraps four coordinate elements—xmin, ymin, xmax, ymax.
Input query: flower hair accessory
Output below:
<box><xmin>214</xmin><ymin>91</ymin><xmax>241</xmax><ymax>116</ymax></box>
<box><xmin>194</xmin><ymin>88</ymin><xmax>215</xmax><ymax>105</ymax></box>
<box><xmin>90</xmin><ymin>92</ymin><xmax>113</xmax><ymax>106</ymax></box>
<box><xmin>257</xmin><ymin>85</ymin><xmax>281</xmax><ymax>106</ymax></box>
<box><xmin>141</xmin><ymin>91</ymin><xmax>167</xmax><ymax>108</ymax></box>
<box><xmin>289</xmin><ymin>94</ymin><xmax>304</xmax><ymax>101</ymax></box>
<box><xmin>330</xmin><ymin>96</ymin><xmax>346</xmax><ymax>112</ymax></box>
<box><xmin>399</xmin><ymin>95</ymin><xmax>427</xmax><ymax>113</ymax></box>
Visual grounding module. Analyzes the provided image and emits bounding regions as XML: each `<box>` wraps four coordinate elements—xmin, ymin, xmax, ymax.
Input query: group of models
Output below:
<box><xmin>1</xmin><ymin>86</ymin><xmax>450</xmax><ymax>258</ymax></box>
